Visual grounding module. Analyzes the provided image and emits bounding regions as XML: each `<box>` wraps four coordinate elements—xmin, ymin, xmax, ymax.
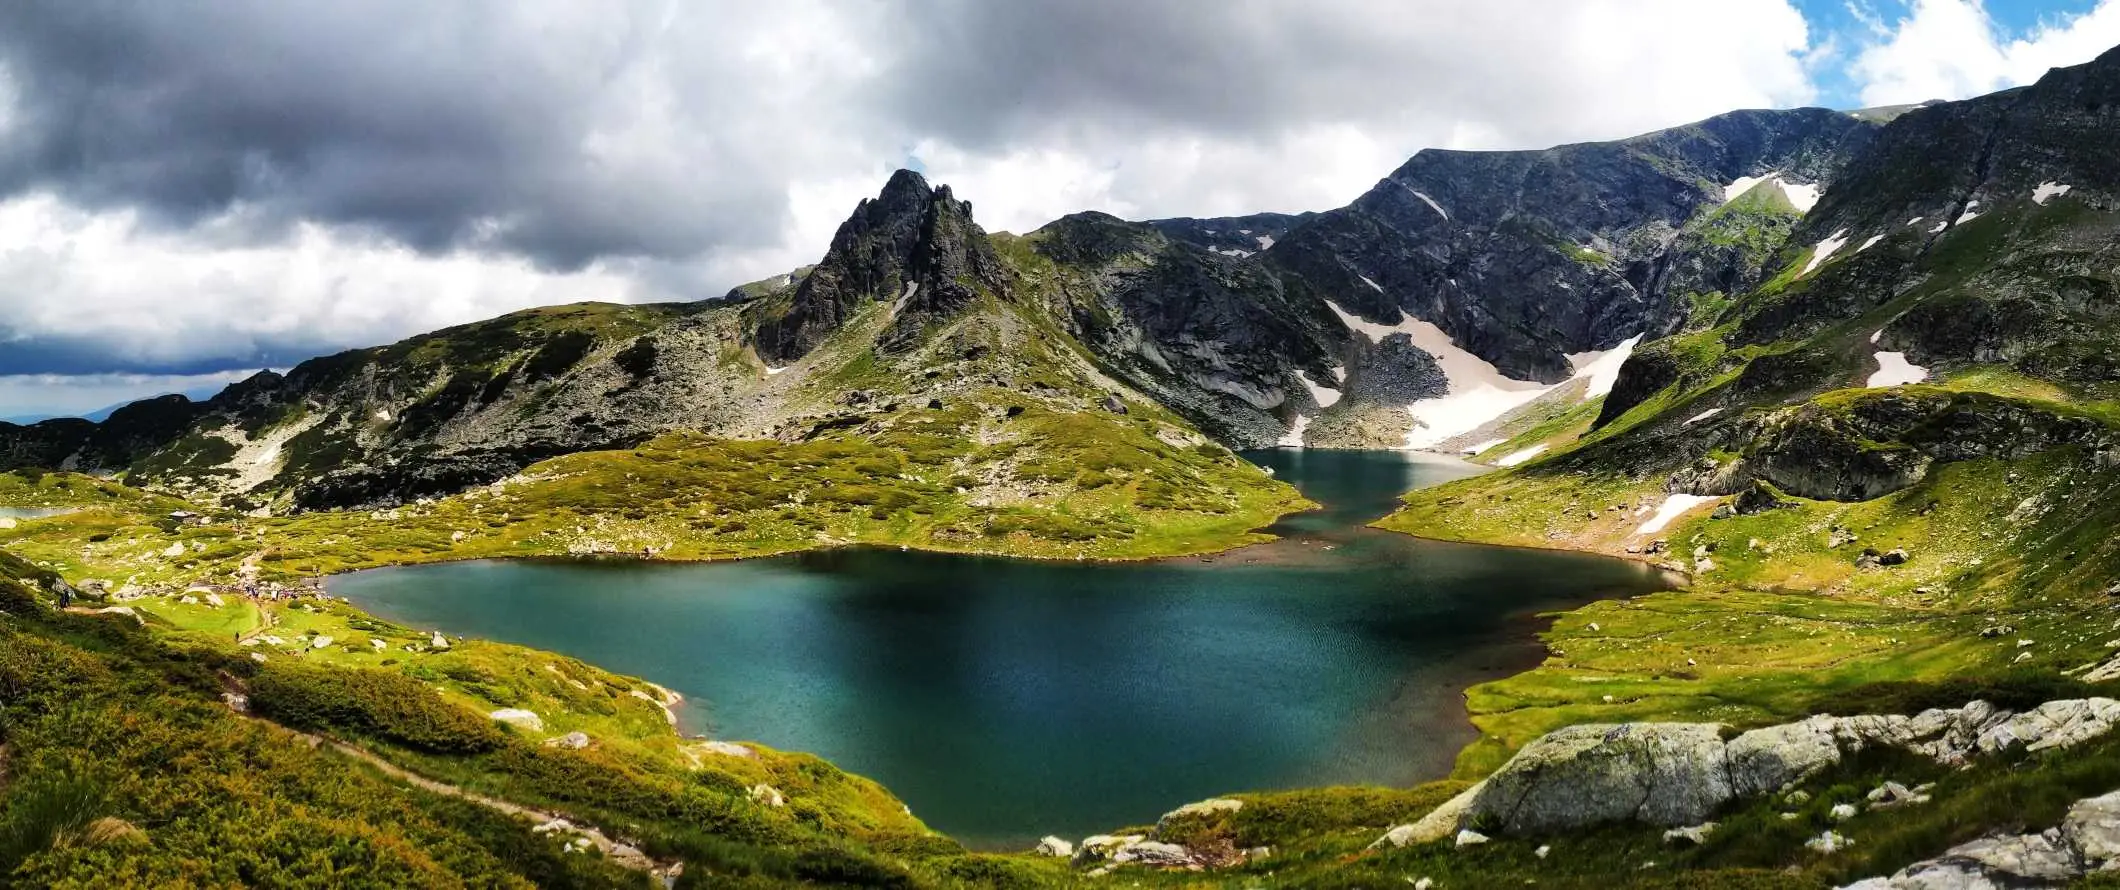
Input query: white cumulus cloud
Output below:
<box><xmin>1853</xmin><ymin>0</ymin><xmax>2120</xmax><ymax>105</ymax></box>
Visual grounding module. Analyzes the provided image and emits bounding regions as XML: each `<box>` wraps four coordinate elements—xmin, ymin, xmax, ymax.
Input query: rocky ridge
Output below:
<box><xmin>1377</xmin><ymin>697</ymin><xmax>2120</xmax><ymax>845</ymax></box>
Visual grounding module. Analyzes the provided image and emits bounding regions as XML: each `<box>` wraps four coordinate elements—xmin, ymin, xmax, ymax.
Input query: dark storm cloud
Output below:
<box><xmin>0</xmin><ymin>0</ymin><xmax>1830</xmax><ymax>393</ymax></box>
<box><xmin>0</xmin><ymin>1</ymin><xmax>795</xmax><ymax>269</ymax></box>
<box><xmin>0</xmin><ymin>332</ymin><xmax>304</xmax><ymax>377</ymax></box>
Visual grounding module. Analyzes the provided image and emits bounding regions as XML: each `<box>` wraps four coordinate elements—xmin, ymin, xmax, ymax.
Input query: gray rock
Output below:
<box><xmin>489</xmin><ymin>708</ymin><xmax>543</xmax><ymax>731</ymax></box>
<box><xmin>1454</xmin><ymin>829</ymin><xmax>1490</xmax><ymax>848</ymax></box>
<box><xmin>2062</xmin><ymin>789</ymin><xmax>2120</xmax><ymax>865</ymax></box>
<box><xmin>1033</xmin><ymin>836</ymin><xmax>1074</xmax><ymax>858</ymax></box>
<box><xmin>1467</xmin><ymin>723</ymin><xmax>1733</xmax><ymax>834</ymax></box>
<box><xmin>1074</xmin><ymin>834</ymin><xmax>1145</xmax><ymax>864</ymax></box>
<box><xmin>1897</xmin><ymin>831</ymin><xmax>2077</xmax><ymax>887</ymax></box>
<box><xmin>747</xmin><ymin>784</ymin><xmax>786</xmax><ymax>808</ymax></box>
<box><xmin>1975</xmin><ymin>698</ymin><xmax>2120</xmax><ymax>756</ymax></box>
<box><xmin>1110</xmin><ymin>840</ymin><xmax>1193</xmax><ymax>867</ymax></box>
<box><xmin>1663</xmin><ymin>822</ymin><xmax>1717</xmax><ymax>845</ymax></box>
<box><xmin>1807</xmin><ymin>831</ymin><xmax>1853</xmax><ymax>854</ymax></box>
<box><xmin>544</xmin><ymin>731</ymin><xmax>591</xmax><ymax>750</ymax></box>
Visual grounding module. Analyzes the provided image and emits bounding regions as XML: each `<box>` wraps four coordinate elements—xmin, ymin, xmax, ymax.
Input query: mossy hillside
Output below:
<box><xmin>2</xmin><ymin>400</ymin><xmax>1304</xmax><ymax>594</ymax></box>
<box><xmin>0</xmin><ymin>578</ymin><xmax>1145</xmax><ymax>889</ymax></box>
<box><xmin>1386</xmin><ymin>398</ymin><xmax>2120</xmax><ymax>776</ymax></box>
<box><xmin>0</xmin><ymin>468</ymin><xmax>185</xmax><ymax>511</ymax></box>
<box><xmin>0</xmin><ymin>586</ymin><xmax>648</xmax><ymax>888</ymax></box>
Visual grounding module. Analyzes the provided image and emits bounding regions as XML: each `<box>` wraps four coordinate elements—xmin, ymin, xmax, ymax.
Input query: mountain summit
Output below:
<box><xmin>753</xmin><ymin>170</ymin><xmax>1009</xmax><ymax>362</ymax></box>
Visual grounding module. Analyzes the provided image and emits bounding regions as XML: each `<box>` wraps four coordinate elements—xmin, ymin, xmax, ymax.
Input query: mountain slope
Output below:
<box><xmin>1379</xmin><ymin>44</ymin><xmax>2120</xmax><ymax>784</ymax></box>
<box><xmin>1267</xmin><ymin>107</ymin><xmax>1880</xmax><ymax>385</ymax></box>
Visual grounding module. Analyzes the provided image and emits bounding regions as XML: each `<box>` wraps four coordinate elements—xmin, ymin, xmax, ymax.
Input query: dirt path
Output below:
<box><xmin>311</xmin><ymin>735</ymin><xmax>680</xmax><ymax>882</ymax></box>
<box><xmin>209</xmin><ymin>665</ymin><xmax>683</xmax><ymax>885</ymax></box>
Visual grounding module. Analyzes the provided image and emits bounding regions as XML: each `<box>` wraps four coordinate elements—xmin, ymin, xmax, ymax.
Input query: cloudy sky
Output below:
<box><xmin>1</xmin><ymin>0</ymin><xmax>2116</xmax><ymax>419</ymax></box>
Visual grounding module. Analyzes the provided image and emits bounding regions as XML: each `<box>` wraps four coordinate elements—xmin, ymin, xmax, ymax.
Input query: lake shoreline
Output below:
<box><xmin>334</xmin><ymin>450</ymin><xmax>1678</xmax><ymax>844</ymax></box>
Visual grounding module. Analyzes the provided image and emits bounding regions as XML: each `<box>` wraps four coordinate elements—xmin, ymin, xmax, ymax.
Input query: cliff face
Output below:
<box><xmin>752</xmin><ymin>169</ymin><xmax>1010</xmax><ymax>362</ymax></box>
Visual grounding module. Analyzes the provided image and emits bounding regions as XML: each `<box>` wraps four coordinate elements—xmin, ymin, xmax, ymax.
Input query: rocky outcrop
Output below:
<box><xmin>1838</xmin><ymin>788</ymin><xmax>2120</xmax><ymax>889</ymax></box>
<box><xmin>1026</xmin><ymin>211</ymin><xmax>1347</xmax><ymax>445</ymax></box>
<box><xmin>1725</xmin><ymin>391</ymin><xmax>2113</xmax><ymax>501</ymax></box>
<box><xmin>752</xmin><ymin>170</ymin><xmax>1010</xmax><ymax>362</ymax></box>
<box><xmin>1375</xmin><ymin>698</ymin><xmax>2118</xmax><ymax>846</ymax></box>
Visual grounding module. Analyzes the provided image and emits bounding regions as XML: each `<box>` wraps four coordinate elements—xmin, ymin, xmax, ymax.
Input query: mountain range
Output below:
<box><xmin>6</xmin><ymin>39</ymin><xmax>2120</xmax><ymax>890</ymax></box>
<box><xmin>0</xmin><ymin>72</ymin><xmax>1932</xmax><ymax>512</ymax></box>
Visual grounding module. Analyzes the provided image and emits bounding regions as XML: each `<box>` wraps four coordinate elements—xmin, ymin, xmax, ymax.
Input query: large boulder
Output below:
<box><xmin>1377</xmin><ymin>699</ymin><xmax>2117</xmax><ymax>846</ymax></box>
<box><xmin>1465</xmin><ymin>723</ymin><xmax>1734</xmax><ymax>834</ymax></box>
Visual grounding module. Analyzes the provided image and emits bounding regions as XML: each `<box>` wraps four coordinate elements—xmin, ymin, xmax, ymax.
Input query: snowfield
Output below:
<box><xmin>1326</xmin><ymin>301</ymin><xmax>1638</xmax><ymax>450</ymax></box>
<box><xmin>2034</xmin><ymin>181</ymin><xmax>2073</xmax><ymax>204</ymax></box>
<box><xmin>1495</xmin><ymin>444</ymin><xmax>1548</xmax><ymax>467</ymax></box>
<box><xmin>1636</xmin><ymin>494</ymin><xmax>1720</xmax><ymax>536</ymax></box>
<box><xmin>1867</xmin><ymin>352</ymin><xmax>1929</xmax><ymax>388</ymax></box>
<box><xmin>1800</xmin><ymin>229</ymin><xmax>1851</xmax><ymax>277</ymax></box>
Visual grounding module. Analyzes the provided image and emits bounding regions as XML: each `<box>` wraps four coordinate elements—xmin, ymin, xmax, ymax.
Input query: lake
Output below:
<box><xmin>333</xmin><ymin>449</ymin><xmax>1676</xmax><ymax>847</ymax></box>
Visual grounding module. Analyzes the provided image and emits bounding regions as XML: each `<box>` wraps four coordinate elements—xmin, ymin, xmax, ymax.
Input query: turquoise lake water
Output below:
<box><xmin>333</xmin><ymin>449</ymin><xmax>1675</xmax><ymax>846</ymax></box>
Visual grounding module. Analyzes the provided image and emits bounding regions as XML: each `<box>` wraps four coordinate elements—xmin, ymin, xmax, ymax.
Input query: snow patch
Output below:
<box><xmin>1799</xmin><ymin>229</ymin><xmax>1851</xmax><ymax>277</ymax></box>
<box><xmin>2033</xmin><ymin>181</ymin><xmax>2073</xmax><ymax>205</ymax></box>
<box><xmin>1212</xmin><ymin>247</ymin><xmax>1254</xmax><ymax>258</ymax></box>
<box><xmin>1358</xmin><ymin>274</ymin><xmax>1385</xmax><ymax>293</ymax></box>
<box><xmin>764</xmin><ymin>365</ymin><xmax>789</xmax><ymax>376</ymax></box>
<box><xmin>1955</xmin><ymin>201</ymin><xmax>1982</xmax><ymax>225</ymax></box>
<box><xmin>1461</xmin><ymin>438</ymin><xmax>1508</xmax><ymax>456</ymax></box>
<box><xmin>1326</xmin><ymin>300</ymin><xmax>1639</xmax><ymax>449</ymax></box>
<box><xmin>1566</xmin><ymin>335</ymin><xmax>1642</xmax><ymax>402</ymax></box>
<box><xmin>1255</xmin><ymin>235</ymin><xmax>1275</xmax><ymax>250</ymax></box>
<box><xmin>1906</xmin><ymin>217</ymin><xmax>1924</xmax><ymax>227</ymax></box>
<box><xmin>1495</xmin><ymin>444</ymin><xmax>1547</xmax><ymax>467</ymax></box>
<box><xmin>1410</xmin><ymin>190</ymin><xmax>1449</xmax><ymax>220</ymax></box>
<box><xmin>1781</xmin><ymin>181</ymin><xmax>1821</xmax><ymax>213</ymax></box>
<box><xmin>1867</xmin><ymin>352</ymin><xmax>1929</xmax><ymax>388</ymax></box>
<box><xmin>1929</xmin><ymin>219</ymin><xmax>1948</xmax><ymax>234</ymax></box>
<box><xmin>1869</xmin><ymin>329</ymin><xmax>1883</xmax><ymax>344</ymax></box>
<box><xmin>1682</xmin><ymin>408</ymin><xmax>1723</xmax><ymax>426</ymax></box>
<box><xmin>1857</xmin><ymin>233</ymin><xmax>1885</xmax><ymax>253</ymax></box>
<box><xmin>1298</xmin><ymin>370</ymin><xmax>1342</xmax><ymax>409</ymax></box>
<box><xmin>1636</xmin><ymin>494</ymin><xmax>1720</xmax><ymax>536</ymax></box>
<box><xmin>1277</xmin><ymin>414</ymin><xmax>1309</xmax><ymax>448</ymax></box>
<box><xmin>1721</xmin><ymin>174</ymin><xmax>1819</xmax><ymax>213</ymax></box>
<box><xmin>1722</xmin><ymin>174</ymin><xmax>1772</xmax><ymax>202</ymax></box>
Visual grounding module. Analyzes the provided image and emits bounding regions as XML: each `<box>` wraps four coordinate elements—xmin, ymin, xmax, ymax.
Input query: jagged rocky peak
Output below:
<box><xmin>752</xmin><ymin>169</ymin><xmax>1010</xmax><ymax>361</ymax></box>
<box><xmin>1266</xmin><ymin>106</ymin><xmax>1881</xmax><ymax>384</ymax></box>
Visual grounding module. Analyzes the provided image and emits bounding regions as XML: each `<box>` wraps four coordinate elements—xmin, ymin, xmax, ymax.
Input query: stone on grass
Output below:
<box><xmin>1110</xmin><ymin>840</ymin><xmax>1193</xmax><ymax>867</ymax></box>
<box><xmin>1034</xmin><ymin>836</ymin><xmax>1074</xmax><ymax>858</ymax></box>
<box><xmin>490</xmin><ymin>708</ymin><xmax>544</xmax><ymax>731</ymax></box>
<box><xmin>544</xmin><ymin>731</ymin><xmax>591</xmax><ymax>750</ymax></box>
<box><xmin>1806</xmin><ymin>831</ymin><xmax>1852</xmax><ymax>854</ymax></box>
<box><xmin>1663</xmin><ymin>822</ymin><xmax>1717</xmax><ymax>845</ymax></box>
